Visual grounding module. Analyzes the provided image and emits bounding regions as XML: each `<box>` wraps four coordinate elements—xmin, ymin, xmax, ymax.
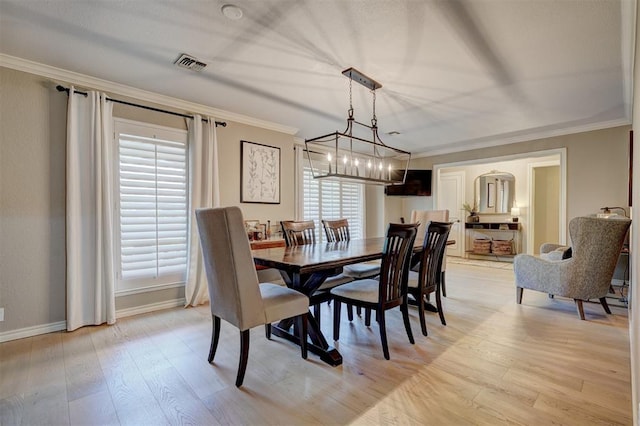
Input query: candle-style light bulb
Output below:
<box><xmin>343</xmin><ymin>155</ymin><xmax>348</xmax><ymax>174</ymax></box>
<box><xmin>354</xmin><ymin>159</ymin><xmax>359</xmax><ymax>176</ymax></box>
<box><xmin>388</xmin><ymin>164</ymin><xmax>392</xmax><ymax>181</ymax></box>
<box><xmin>327</xmin><ymin>153</ymin><xmax>332</xmax><ymax>174</ymax></box>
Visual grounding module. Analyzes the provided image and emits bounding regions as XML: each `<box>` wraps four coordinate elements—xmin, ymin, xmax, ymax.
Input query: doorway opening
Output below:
<box><xmin>433</xmin><ymin>148</ymin><xmax>566</xmax><ymax>257</ymax></box>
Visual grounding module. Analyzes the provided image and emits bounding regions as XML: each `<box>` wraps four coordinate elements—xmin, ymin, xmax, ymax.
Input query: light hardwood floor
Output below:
<box><xmin>0</xmin><ymin>262</ymin><xmax>632</xmax><ymax>425</ymax></box>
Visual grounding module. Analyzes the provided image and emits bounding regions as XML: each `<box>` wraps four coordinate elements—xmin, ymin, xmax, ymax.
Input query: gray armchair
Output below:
<box><xmin>514</xmin><ymin>216</ymin><xmax>631</xmax><ymax>320</ymax></box>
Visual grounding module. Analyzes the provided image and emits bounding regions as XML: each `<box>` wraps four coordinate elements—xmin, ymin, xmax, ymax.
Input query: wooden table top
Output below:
<box><xmin>252</xmin><ymin>237</ymin><xmax>456</xmax><ymax>275</ymax></box>
<box><xmin>252</xmin><ymin>237</ymin><xmax>387</xmax><ymax>274</ymax></box>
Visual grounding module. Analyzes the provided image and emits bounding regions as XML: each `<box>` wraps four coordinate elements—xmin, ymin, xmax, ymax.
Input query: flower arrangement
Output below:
<box><xmin>462</xmin><ymin>202</ymin><xmax>478</xmax><ymax>215</ymax></box>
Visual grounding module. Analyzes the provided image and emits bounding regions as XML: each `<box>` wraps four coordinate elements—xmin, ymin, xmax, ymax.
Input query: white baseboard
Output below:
<box><xmin>116</xmin><ymin>298</ymin><xmax>186</xmax><ymax>319</ymax></box>
<box><xmin>0</xmin><ymin>321</ymin><xmax>66</xmax><ymax>343</ymax></box>
<box><xmin>0</xmin><ymin>299</ymin><xmax>186</xmax><ymax>343</ymax></box>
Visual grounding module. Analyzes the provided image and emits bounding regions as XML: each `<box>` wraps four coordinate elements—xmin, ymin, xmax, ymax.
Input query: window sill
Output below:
<box><xmin>115</xmin><ymin>281</ymin><xmax>185</xmax><ymax>297</ymax></box>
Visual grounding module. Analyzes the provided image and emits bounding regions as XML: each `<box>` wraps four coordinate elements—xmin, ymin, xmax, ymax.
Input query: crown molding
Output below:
<box><xmin>0</xmin><ymin>54</ymin><xmax>299</xmax><ymax>135</ymax></box>
<box><xmin>411</xmin><ymin>118</ymin><xmax>631</xmax><ymax>159</ymax></box>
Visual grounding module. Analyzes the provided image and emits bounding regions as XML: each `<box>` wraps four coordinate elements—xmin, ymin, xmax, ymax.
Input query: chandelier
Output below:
<box><xmin>304</xmin><ymin>68</ymin><xmax>411</xmax><ymax>185</ymax></box>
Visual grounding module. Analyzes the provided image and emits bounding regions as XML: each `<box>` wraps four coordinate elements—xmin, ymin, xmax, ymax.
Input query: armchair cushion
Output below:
<box><xmin>540</xmin><ymin>246</ymin><xmax>572</xmax><ymax>261</ymax></box>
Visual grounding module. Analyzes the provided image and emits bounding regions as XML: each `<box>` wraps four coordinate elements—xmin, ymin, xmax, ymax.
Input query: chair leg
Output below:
<box><xmin>574</xmin><ymin>299</ymin><xmax>585</xmax><ymax>320</ymax></box>
<box><xmin>599</xmin><ymin>297</ymin><xmax>612</xmax><ymax>314</ymax></box>
<box><xmin>236</xmin><ymin>329</ymin><xmax>250</xmax><ymax>387</ymax></box>
<box><xmin>378</xmin><ymin>310</ymin><xmax>390</xmax><ymax>360</ymax></box>
<box><xmin>441</xmin><ymin>271</ymin><xmax>447</xmax><ymax>297</ymax></box>
<box><xmin>265</xmin><ymin>323</ymin><xmax>271</xmax><ymax>339</ymax></box>
<box><xmin>297</xmin><ymin>314</ymin><xmax>308</xmax><ymax>359</ymax></box>
<box><xmin>347</xmin><ymin>303</ymin><xmax>354</xmax><ymax>322</ymax></box>
<box><xmin>436</xmin><ymin>287</ymin><xmax>446</xmax><ymax>326</ymax></box>
<box><xmin>418</xmin><ymin>294</ymin><xmax>428</xmax><ymax>337</ymax></box>
<box><xmin>333</xmin><ymin>300</ymin><xmax>342</xmax><ymax>341</ymax></box>
<box><xmin>365</xmin><ymin>308</ymin><xmax>372</xmax><ymax>326</ymax></box>
<box><xmin>208</xmin><ymin>315</ymin><xmax>221</xmax><ymax>363</ymax></box>
<box><xmin>357</xmin><ymin>306</ymin><xmax>362</xmax><ymax>316</ymax></box>
<box><xmin>401</xmin><ymin>302</ymin><xmax>415</xmax><ymax>344</ymax></box>
<box><xmin>516</xmin><ymin>287</ymin><xmax>523</xmax><ymax>304</ymax></box>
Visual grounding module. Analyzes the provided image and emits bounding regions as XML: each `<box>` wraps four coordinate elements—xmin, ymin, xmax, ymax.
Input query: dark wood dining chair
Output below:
<box><xmin>322</xmin><ymin>218</ymin><xmax>381</xmax><ymax>321</ymax></box>
<box><xmin>280</xmin><ymin>220</ymin><xmax>353</xmax><ymax>328</ymax></box>
<box><xmin>281</xmin><ymin>220</ymin><xmax>316</xmax><ymax>246</ymax></box>
<box><xmin>196</xmin><ymin>207</ymin><xmax>308</xmax><ymax>387</ymax></box>
<box><xmin>330</xmin><ymin>223</ymin><xmax>418</xmax><ymax>360</ymax></box>
<box><xmin>322</xmin><ymin>218</ymin><xmax>381</xmax><ymax>278</ymax></box>
<box><xmin>409</xmin><ymin>210</ymin><xmax>450</xmax><ymax>296</ymax></box>
<box><xmin>407</xmin><ymin>221</ymin><xmax>452</xmax><ymax>336</ymax></box>
<box><xmin>322</xmin><ymin>218</ymin><xmax>350</xmax><ymax>242</ymax></box>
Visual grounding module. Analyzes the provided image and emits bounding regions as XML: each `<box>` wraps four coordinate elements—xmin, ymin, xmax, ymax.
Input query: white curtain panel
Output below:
<box><xmin>185</xmin><ymin>115</ymin><xmax>220</xmax><ymax>306</ymax></box>
<box><xmin>66</xmin><ymin>87</ymin><xmax>116</xmax><ymax>331</ymax></box>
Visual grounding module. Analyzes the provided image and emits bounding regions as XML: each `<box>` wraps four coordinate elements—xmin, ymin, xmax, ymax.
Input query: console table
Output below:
<box><xmin>465</xmin><ymin>222</ymin><xmax>521</xmax><ymax>261</ymax></box>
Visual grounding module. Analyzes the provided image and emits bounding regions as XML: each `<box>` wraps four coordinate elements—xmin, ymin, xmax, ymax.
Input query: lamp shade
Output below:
<box><xmin>510</xmin><ymin>207</ymin><xmax>520</xmax><ymax>217</ymax></box>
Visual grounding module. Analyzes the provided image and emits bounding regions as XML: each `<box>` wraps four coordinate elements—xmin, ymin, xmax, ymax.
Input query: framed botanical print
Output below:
<box><xmin>241</xmin><ymin>140</ymin><xmax>281</xmax><ymax>204</ymax></box>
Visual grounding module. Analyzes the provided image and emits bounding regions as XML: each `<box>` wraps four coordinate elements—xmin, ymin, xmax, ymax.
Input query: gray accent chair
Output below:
<box><xmin>196</xmin><ymin>207</ymin><xmax>309</xmax><ymax>387</ymax></box>
<box><xmin>514</xmin><ymin>216</ymin><xmax>631</xmax><ymax>320</ymax></box>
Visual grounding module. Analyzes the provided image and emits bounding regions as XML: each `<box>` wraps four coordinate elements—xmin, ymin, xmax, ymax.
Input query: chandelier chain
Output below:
<box><xmin>371</xmin><ymin>89</ymin><xmax>377</xmax><ymax>127</ymax></box>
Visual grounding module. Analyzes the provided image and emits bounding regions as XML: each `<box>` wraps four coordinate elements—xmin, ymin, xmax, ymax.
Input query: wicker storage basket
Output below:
<box><xmin>491</xmin><ymin>239</ymin><xmax>513</xmax><ymax>255</ymax></box>
<box><xmin>473</xmin><ymin>239</ymin><xmax>492</xmax><ymax>254</ymax></box>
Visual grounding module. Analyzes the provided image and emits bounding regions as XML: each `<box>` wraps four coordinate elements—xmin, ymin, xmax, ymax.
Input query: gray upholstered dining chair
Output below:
<box><xmin>409</xmin><ymin>210</ymin><xmax>450</xmax><ymax>296</ymax></box>
<box><xmin>407</xmin><ymin>221</ymin><xmax>452</xmax><ymax>336</ymax></box>
<box><xmin>514</xmin><ymin>216</ymin><xmax>631</xmax><ymax>320</ymax></box>
<box><xmin>330</xmin><ymin>223</ymin><xmax>418</xmax><ymax>360</ymax></box>
<box><xmin>196</xmin><ymin>207</ymin><xmax>309</xmax><ymax>387</ymax></box>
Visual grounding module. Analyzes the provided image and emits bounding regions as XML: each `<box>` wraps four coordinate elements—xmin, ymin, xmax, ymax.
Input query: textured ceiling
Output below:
<box><xmin>0</xmin><ymin>0</ymin><xmax>634</xmax><ymax>155</ymax></box>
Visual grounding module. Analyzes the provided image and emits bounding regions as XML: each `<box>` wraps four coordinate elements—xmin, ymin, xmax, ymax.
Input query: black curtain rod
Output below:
<box><xmin>56</xmin><ymin>85</ymin><xmax>227</xmax><ymax>127</ymax></box>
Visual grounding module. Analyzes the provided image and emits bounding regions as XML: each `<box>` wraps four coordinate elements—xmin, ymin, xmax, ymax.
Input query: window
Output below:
<box><xmin>114</xmin><ymin>119</ymin><xmax>188</xmax><ymax>292</ymax></box>
<box><xmin>301</xmin><ymin>158</ymin><xmax>364</xmax><ymax>242</ymax></box>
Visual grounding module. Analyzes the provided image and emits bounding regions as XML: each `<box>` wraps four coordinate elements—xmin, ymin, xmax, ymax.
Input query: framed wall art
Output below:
<box><xmin>241</xmin><ymin>140</ymin><xmax>281</xmax><ymax>204</ymax></box>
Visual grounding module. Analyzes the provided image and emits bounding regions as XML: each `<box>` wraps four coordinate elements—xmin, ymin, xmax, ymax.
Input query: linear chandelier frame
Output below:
<box><xmin>304</xmin><ymin>68</ymin><xmax>411</xmax><ymax>185</ymax></box>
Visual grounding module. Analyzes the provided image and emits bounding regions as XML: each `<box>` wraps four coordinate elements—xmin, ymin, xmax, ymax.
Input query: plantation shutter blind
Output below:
<box><xmin>118</xmin><ymin>133</ymin><xmax>188</xmax><ymax>283</ymax></box>
<box><xmin>302</xmin><ymin>162</ymin><xmax>364</xmax><ymax>242</ymax></box>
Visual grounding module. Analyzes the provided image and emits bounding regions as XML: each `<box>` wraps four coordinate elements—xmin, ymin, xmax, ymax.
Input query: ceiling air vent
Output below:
<box><xmin>174</xmin><ymin>54</ymin><xmax>207</xmax><ymax>72</ymax></box>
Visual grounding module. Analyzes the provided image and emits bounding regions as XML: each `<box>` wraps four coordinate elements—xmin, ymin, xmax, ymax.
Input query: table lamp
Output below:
<box><xmin>510</xmin><ymin>206</ymin><xmax>520</xmax><ymax>222</ymax></box>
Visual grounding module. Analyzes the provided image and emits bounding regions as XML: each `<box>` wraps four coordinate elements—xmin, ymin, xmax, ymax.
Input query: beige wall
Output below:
<box><xmin>0</xmin><ymin>66</ymin><xmax>296</xmax><ymax>335</ymax></box>
<box><xmin>533</xmin><ymin>165</ymin><xmax>560</xmax><ymax>253</ymax></box>
<box><xmin>400</xmin><ymin>125</ymin><xmax>630</xmax><ymax>225</ymax></box>
<box><xmin>0</xmin><ymin>67</ymin><xmax>67</xmax><ymax>333</ymax></box>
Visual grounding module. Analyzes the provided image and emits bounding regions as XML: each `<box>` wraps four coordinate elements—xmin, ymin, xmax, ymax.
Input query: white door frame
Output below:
<box><xmin>527</xmin><ymin>159</ymin><xmax>566</xmax><ymax>254</ymax></box>
<box><xmin>436</xmin><ymin>170</ymin><xmax>465</xmax><ymax>256</ymax></box>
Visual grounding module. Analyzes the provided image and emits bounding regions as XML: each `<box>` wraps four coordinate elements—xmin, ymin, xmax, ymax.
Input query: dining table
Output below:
<box><xmin>252</xmin><ymin>236</ymin><xmax>453</xmax><ymax>365</ymax></box>
<box><xmin>252</xmin><ymin>237</ymin><xmax>388</xmax><ymax>366</ymax></box>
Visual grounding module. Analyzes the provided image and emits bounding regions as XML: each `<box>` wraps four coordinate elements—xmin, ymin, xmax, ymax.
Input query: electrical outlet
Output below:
<box><xmin>0</xmin><ymin>308</ymin><xmax>4</xmax><ymax>322</ymax></box>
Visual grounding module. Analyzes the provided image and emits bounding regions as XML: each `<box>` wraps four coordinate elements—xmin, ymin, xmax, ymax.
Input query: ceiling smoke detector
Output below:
<box><xmin>221</xmin><ymin>4</ymin><xmax>243</xmax><ymax>20</ymax></box>
<box><xmin>174</xmin><ymin>54</ymin><xmax>207</xmax><ymax>72</ymax></box>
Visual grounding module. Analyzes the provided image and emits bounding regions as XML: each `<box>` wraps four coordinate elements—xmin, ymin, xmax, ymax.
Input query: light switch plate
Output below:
<box><xmin>0</xmin><ymin>308</ymin><xmax>4</xmax><ymax>322</ymax></box>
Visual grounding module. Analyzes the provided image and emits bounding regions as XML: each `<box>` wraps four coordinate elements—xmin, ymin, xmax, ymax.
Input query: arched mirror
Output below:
<box><xmin>474</xmin><ymin>171</ymin><xmax>516</xmax><ymax>213</ymax></box>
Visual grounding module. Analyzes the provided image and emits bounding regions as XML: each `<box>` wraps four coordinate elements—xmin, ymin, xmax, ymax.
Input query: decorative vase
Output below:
<box><xmin>467</xmin><ymin>213</ymin><xmax>480</xmax><ymax>223</ymax></box>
